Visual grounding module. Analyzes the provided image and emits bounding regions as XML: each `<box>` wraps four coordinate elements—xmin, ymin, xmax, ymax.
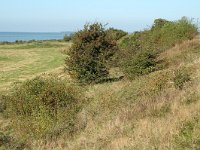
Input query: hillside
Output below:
<box><xmin>1</xmin><ymin>37</ymin><xmax>199</xmax><ymax>149</ymax></box>
<box><xmin>1</xmin><ymin>22</ymin><xmax>200</xmax><ymax>149</ymax></box>
<box><xmin>43</xmin><ymin>36</ymin><xmax>200</xmax><ymax>150</ymax></box>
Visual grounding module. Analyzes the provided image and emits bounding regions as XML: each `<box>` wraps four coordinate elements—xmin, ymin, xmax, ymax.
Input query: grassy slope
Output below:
<box><xmin>1</xmin><ymin>38</ymin><xmax>200</xmax><ymax>149</ymax></box>
<box><xmin>0</xmin><ymin>41</ymin><xmax>70</xmax><ymax>92</ymax></box>
<box><xmin>33</xmin><ymin>37</ymin><xmax>200</xmax><ymax>150</ymax></box>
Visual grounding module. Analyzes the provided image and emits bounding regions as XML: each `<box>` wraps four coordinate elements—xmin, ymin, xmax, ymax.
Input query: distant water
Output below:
<box><xmin>0</xmin><ymin>32</ymin><xmax>72</xmax><ymax>42</ymax></box>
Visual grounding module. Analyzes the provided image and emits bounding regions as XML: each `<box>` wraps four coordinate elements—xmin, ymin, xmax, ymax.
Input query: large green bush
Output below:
<box><xmin>120</xmin><ymin>17</ymin><xmax>197</xmax><ymax>53</ymax></box>
<box><xmin>122</xmin><ymin>50</ymin><xmax>158</xmax><ymax>79</ymax></box>
<box><xmin>156</xmin><ymin>17</ymin><xmax>198</xmax><ymax>50</ymax></box>
<box><xmin>5</xmin><ymin>75</ymin><xmax>83</xmax><ymax>139</ymax></box>
<box><xmin>65</xmin><ymin>23</ymin><xmax>118</xmax><ymax>83</ymax></box>
<box><xmin>118</xmin><ymin>17</ymin><xmax>198</xmax><ymax>79</ymax></box>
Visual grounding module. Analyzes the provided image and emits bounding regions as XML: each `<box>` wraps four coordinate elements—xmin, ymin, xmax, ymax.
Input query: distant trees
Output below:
<box><xmin>63</xmin><ymin>34</ymin><xmax>73</xmax><ymax>42</ymax></box>
<box><xmin>65</xmin><ymin>23</ymin><xmax>119</xmax><ymax>83</ymax></box>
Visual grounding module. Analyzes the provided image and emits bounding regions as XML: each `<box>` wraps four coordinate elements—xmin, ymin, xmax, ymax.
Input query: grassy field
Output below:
<box><xmin>0</xmin><ymin>41</ymin><xmax>70</xmax><ymax>92</ymax></box>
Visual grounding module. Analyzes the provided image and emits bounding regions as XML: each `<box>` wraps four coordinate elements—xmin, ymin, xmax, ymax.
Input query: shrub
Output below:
<box><xmin>65</xmin><ymin>23</ymin><xmax>118</xmax><ymax>83</ymax></box>
<box><xmin>5</xmin><ymin>75</ymin><xmax>83</xmax><ymax>139</ymax></box>
<box><xmin>151</xmin><ymin>18</ymin><xmax>170</xmax><ymax>30</ymax></box>
<box><xmin>15</xmin><ymin>40</ymin><xmax>24</xmax><ymax>44</ymax></box>
<box><xmin>63</xmin><ymin>34</ymin><xmax>73</xmax><ymax>42</ymax></box>
<box><xmin>120</xmin><ymin>17</ymin><xmax>198</xmax><ymax>53</ymax></box>
<box><xmin>106</xmin><ymin>28</ymin><xmax>128</xmax><ymax>41</ymax></box>
<box><xmin>118</xmin><ymin>17</ymin><xmax>198</xmax><ymax>79</ymax></box>
<box><xmin>122</xmin><ymin>50</ymin><xmax>158</xmax><ymax>79</ymax></box>
<box><xmin>157</xmin><ymin>17</ymin><xmax>198</xmax><ymax>50</ymax></box>
<box><xmin>174</xmin><ymin>69</ymin><xmax>191</xmax><ymax>90</ymax></box>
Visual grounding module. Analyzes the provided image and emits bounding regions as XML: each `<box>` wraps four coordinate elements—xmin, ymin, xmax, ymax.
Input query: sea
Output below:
<box><xmin>0</xmin><ymin>32</ymin><xmax>72</xmax><ymax>42</ymax></box>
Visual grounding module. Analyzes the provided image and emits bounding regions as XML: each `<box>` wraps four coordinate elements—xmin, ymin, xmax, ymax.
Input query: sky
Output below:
<box><xmin>0</xmin><ymin>0</ymin><xmax>199</xmax><ymax>32</ymax></box>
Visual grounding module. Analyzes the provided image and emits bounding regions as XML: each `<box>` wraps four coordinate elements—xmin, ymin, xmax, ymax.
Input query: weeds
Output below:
<box><xmin>174</xmin><ymin>116</ymin><xmax>200</xmax><ymax>149</ymax></box>
<box><xmin>174</xmin><ymin>68</ymin><xmax>191</xmax><ymax>90</ymax></box>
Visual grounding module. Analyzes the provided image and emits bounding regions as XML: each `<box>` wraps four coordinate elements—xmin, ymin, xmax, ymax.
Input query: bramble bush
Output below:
<box><xmin>65</xmin><ymin>23</ymin><xmax>118</xmax><ymax>83</ymax></box>
<box><xmin>4</xmin><ymin>75</ymin><xmax>83</xmax><ymax>139</ymax></box>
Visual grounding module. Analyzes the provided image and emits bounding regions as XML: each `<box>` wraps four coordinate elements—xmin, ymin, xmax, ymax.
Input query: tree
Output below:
<box><xmin>63</xmin><ymin>33</ymin><xmax>74</xmax><ymax>42</ymax></box>
<box><xmin>65</xmin><ymin>23</ymin><xmax>118</xmax><ymax>83</ymax></box>
<box><xmin>63</xmin><ymin>35</ymin><xmax>71</xmax><ymax>42</ymax></box>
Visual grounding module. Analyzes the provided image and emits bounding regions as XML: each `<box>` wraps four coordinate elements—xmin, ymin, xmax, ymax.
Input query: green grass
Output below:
<box><xmin>174</xmin><ymin>115</ymin><xmax>200</xmax><ymax>149</ymax></box>
<box><xmin>0</xmin><ymin>41</ymin><xmax>69</xmax><ymax>92</ymax></box>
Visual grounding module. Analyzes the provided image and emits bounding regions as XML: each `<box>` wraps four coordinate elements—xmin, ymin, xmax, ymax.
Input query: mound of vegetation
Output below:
<box><xmin>118</xmin><ymin>17</ymin><xmax>198</xmax><ymax>79</ymax></box>
<box><xmin>3</xmin><ymin>75</ymin><xmax>83</xmax><ymax>140</ymax></box>
<box><xmin>1</xmin><ymin>17</ymin><xmax>200</xmax><ymax>150</ymax></box>
<box><xmin>122</xmin><ymin>50</ymin><xmax>158</xmax><ymax>79</ymax></box>
<box><xmin>65</xmin><ymin>23</ymin><xmax>119</xmax><ymax>83</ymax></box>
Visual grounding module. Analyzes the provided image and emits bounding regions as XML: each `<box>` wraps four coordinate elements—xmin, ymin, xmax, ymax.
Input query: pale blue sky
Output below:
<box><xmin>0</xmin><ymin>0</ymin><xmax>199</xmax><ymax>32</ymax></box>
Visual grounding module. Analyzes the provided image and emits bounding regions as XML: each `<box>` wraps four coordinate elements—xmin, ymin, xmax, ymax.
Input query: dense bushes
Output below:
<box><xmin>65</xmin><ymin>23</ymin><xmax>118</xmax><ymax>83</ymax></box>
<box><xmin>106</xmin><ymin>28</ymin><xmax>128</xmax><ymax>41</ymax></box>
<box><xmin>122</xmin><ymin>50</ymin><xmax>158</xmax><ymax>79</ymax></box>
<box><xmin>118</xmin><ymin>17</ymin><xmax>198</xmax><ymax>79</ymax></box>
<box><xmin>4</xmin><ymin>75</ymin><xmax>83</xmax><ymax>139</ymax></box>
<box><xmin>64</xmin><ymin>18</ymin><xmax>197</xmax><ymax>81</ymax></box>
<box><xmin>120</xmin><ymin>17</ymin><xmax>198</xmax><ymax>53</ymax></box>
<box><xmin>153</xmin><ymin>17</ymin><xmax>198</xmax><ymax>50</ymax></box>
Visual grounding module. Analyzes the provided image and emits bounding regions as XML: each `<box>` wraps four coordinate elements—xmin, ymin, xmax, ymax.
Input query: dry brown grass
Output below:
<box><xmin>2</xmin><ymin>37</ymin><xmax>200</xmax><ymax>149</ymax></box>
<box><xmin>38</xmin><ymin>36</ymin><xmax>200</xmax><ymax>150</ymax></box>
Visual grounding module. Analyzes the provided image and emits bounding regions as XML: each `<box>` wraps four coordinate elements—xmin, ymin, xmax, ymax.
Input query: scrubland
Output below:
<box><xmin>1</xmin><ymin>18</ymin><xmax>200</xmax><ymax>150</ymax></box>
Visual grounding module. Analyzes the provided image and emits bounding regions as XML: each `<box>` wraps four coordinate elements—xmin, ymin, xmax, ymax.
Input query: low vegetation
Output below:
<box><xmin>4</xmin><ymin>75</ymin><xmax>83</xmax><ymax>138</ymax></box>
<box><xmin>0</xmin><ymin>17</ymin><xmax>200</xmax><ymax>149</ymax></box>
<box><xmin>173</xmin><ymin>68</ymin><xmax>191</xmax><ymax>90</ymax></box>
